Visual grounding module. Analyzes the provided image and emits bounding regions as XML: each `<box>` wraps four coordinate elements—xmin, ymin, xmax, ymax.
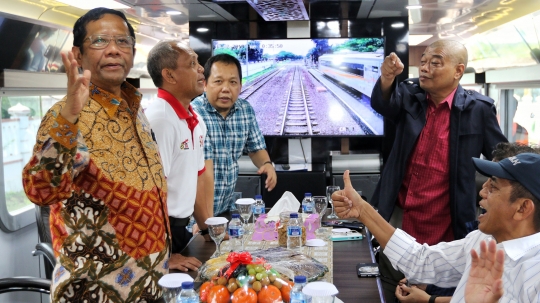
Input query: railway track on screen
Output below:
<box><xmin>239</xmin><ymin>68</ymin><xmax>282</xmax><ymax>100</ymax></box>
<box><xmin>277</xmin><ymin>66</ymin><xmax>318</xmax><ymax>136</ymax></box>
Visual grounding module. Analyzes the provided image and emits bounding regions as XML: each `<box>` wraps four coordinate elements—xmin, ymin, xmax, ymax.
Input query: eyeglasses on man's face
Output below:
<box><xmin>84</xmin><ymin>35</ymin><xmax>135</xmax><ymax>50</ymax></box>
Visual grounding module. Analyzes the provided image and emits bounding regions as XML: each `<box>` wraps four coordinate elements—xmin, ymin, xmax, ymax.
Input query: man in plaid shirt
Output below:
<box><xmin>192</xmin><ymin>54</ymin><xmax>277</xmax><ymax>215</ymax></box>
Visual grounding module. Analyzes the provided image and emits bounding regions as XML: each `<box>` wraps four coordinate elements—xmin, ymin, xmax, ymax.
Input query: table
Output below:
<box><xmin>178</xmin><ymin>228</ymin><xmax>385</xmax><ymax>302</ymax></box>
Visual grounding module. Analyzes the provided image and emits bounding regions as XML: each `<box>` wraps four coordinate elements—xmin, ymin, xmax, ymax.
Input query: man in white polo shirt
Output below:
<box><xmin>146</xmin><ymin>40</ymin><xmax>214</xmax><ymax>272</ymax></box>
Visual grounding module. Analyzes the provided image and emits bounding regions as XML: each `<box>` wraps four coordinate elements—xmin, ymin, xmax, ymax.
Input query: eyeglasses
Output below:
<box><xmin>84</xmin><ymin>35</ymin><xmax>135</xmax><ymax>50</ymax></box>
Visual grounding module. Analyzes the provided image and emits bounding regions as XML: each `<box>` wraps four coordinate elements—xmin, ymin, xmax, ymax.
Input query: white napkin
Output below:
<box><xmin>265</xmin><ymin>191</ymin><xmax>301</xmax><ymax>223</ymax></box>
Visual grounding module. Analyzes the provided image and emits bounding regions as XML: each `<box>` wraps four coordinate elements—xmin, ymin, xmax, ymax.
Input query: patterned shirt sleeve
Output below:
<box><xmin>22</xmin><ymin>104</ymin><xmax>90</xmax><ymax>206</ymax></box>
<box><xmin>243</xmin><ymin>101</ymin><xmax>266</xmax><ymax>154</ymax></box>
<box><xmin>203</xmin><ymin>131</ymin><xmax>214</xmax><ymax>161</ymax></box>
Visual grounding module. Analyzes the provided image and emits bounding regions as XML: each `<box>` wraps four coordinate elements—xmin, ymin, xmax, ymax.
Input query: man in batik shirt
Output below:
<box><xmin>22</xmin><ymin>8</ymin><xmax>170</xmax><ymax>303</ymax></box>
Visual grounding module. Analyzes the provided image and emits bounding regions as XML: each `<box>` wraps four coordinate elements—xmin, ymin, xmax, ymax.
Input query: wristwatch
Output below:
<box><xmin>200</xmin><ymin>228</ymin><xmax>209</xmax><ymax>235</ymax></box>
<box><xmin>429</xmin><ymin>295</ymin><xmax>439</xmax><ymax>303</ymax></box>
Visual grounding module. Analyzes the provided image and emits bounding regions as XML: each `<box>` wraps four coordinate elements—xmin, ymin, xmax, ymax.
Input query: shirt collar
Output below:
<box><xmin>158</xmin><ymin>88</ymin><xmax>199</xmax><ymax>130</ymax></box>
<box><xmin>426</xmin><ymin>86</ymin><xmax>457</xmax><ymax>109</ymax></box>
<box><xmin>500</xmin><ymin>232</ymin><xmax>540</xmax><ymax>261</ymax></box>
<box><xmin>89</xmin><ymin>81</ymin><xmax>142</xmax><ymax>118</ymax></box>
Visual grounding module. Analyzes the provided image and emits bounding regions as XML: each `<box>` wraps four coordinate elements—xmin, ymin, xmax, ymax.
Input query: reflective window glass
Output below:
<box><xmin>1</xmin><ymin>95</ymin><xmax>59</xmax><ymax>214</ymax></box>
<box><xmin>505</xmin><ymin>88</ymin><xmax>540</xmax><ymax>145</ymax></box>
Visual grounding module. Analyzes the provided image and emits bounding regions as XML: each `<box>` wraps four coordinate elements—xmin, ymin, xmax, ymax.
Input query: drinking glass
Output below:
<box><xmin>326</xmin><ymin>186</ymin><xmax>341</xmax><ymax>219</ymax></box>
<box><xmin>312</xmin><ymin>196</ymin><xmax>328</xmax><ymax>227</ymax></box>
<box><xmin>236</xmin><ymin>199</ymin><xmax>255</xmax><ymax>236</ymax></box>
<box><xmin>236</xmin><ymin>204</ymin><xmax>253</xmax><ymax>227</ymax></box>
<box><xmin>206</xmin><ymin>219</ymin><xmax>228</xmax><ymax>258</ymax></box>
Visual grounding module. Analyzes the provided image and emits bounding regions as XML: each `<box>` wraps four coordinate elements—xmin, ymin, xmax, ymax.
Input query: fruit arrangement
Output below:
<box><xmin>199</xmin><ymin>251</ymin><xmax>294</xmax><ymax>303</ymax></box>
<box><xmin>199</xmin><ymin>247</ymin><xmax>328</xmax><ymax>282</ymax></box>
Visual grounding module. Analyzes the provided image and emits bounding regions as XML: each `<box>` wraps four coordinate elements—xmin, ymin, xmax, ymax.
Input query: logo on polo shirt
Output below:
<box><xmin>199</xmin><ymin>135</ymin><xmax>204</xmax><ymax>148</ymax></box>
<box><xmin>180</xmin><ymin>139</ymin><xmax>189</xmax><ymax>150</ymax></box>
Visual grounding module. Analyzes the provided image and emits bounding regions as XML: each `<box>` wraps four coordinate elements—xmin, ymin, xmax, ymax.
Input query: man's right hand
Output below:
<box><xmin>332</xmin><ymin>170</ymin><xmax>365</xmax><ymax>220</ymax></box>
<box><xmin>380</xmin><ymin>52</ymin><xmax>404</xmax><ymax>99</ymax></box>
<box><xmin>60</xmin><ymin>51</ymin><xmax>91</xmax><ymax>123</ymax></box>
<box><xmin>381</xmin><ymin>52</ymin><xmax>404</xmax><ymax>83</ymax></box>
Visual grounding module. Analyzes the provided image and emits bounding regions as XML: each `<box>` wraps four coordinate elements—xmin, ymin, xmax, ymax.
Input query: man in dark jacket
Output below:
<box><xmin>370</xmin><ymin>40</ymin><xmax>507</xmax><ymax>301</ymax></box>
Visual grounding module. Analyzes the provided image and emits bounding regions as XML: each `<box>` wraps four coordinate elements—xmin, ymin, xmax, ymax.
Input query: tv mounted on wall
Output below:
<box><xmin>212</xmin><ymin>38</ymin><xmax>385</xmax><ymax>137</ymax></box>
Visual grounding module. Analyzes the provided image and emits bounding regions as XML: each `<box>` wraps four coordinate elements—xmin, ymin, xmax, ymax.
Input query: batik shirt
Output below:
<box><xmin>22</xmin><ymin>82</ymin><xmax>170</xmax><ymax>303</ymax></box>
<box><xmin>192</xmin><ymin>93</ymin><xmax>266</xmax><ymax>215</ymax></box>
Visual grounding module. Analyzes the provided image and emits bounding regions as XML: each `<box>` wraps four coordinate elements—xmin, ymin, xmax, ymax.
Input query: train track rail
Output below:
<box><xmin>278</xmin><ymin>66</ymin><xmax>318</xmax><ymax>136</ymax></box>
<box><xmin>239</xmin><ymin>68</ymin><xmax>282</xmax><ymax>100</ymax></box>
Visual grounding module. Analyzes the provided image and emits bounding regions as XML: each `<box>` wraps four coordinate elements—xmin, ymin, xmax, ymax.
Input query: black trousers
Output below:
<box><xmin>169</xmin><ymin>216</ymin><xmax>193</xmax><ymax>254</ymax></box>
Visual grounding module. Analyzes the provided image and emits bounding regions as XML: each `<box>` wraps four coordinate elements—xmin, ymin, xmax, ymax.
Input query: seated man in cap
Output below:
<box><xmin>333</xmin><ymin>147</ymin><xmax>540</xmax><ymax>302</ymax></box>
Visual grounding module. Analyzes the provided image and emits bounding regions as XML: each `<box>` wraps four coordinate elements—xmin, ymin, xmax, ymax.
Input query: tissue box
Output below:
<box><xmin>303</xmin><ymin>214</ymin><xmax>319</xmax><ymax>240</ymax></box>
<box><xmin>252</xmin><ymin>214</ymin><xmax>278</xmax><ymax>241</ymax></box>
<box><xmin>252</xmin><ymin>214</ymin><xmax>319</xmax><ymax>241</ymax></box>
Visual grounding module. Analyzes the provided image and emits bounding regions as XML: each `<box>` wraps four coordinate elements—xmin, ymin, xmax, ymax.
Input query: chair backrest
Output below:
<box><xmin>0</xmin><ymin>277</ymin><xmax>50</xmax><ymax>295</ymax></box>
<box><xmin>34</xmin><ymin>205</ymin><xmax>51</xmax><ymax>244</ymax></box>
<box><xmin>33</xmin><ymin>205</ymin><xmax>54</xmax><ymax>279</ymax></box>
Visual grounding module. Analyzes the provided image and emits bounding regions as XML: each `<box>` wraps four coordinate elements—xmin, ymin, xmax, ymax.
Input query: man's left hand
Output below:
<box><xmin>465</xmin><ymin>239</ymin><xmax>504</xmax><ymax>303</ymax></box>
<box><xmin>169</xmin><ymin>254</ymin><xmax>202</xmax><ymax>272</ymax></box>
<box><xmin>258</xmin><ymin>163</ymin><xmax>277</xmax><ymax>191</ymax></box>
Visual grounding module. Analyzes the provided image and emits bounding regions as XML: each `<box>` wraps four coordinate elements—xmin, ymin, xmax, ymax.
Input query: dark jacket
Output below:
<box><xmin>371</xmin><ymin>78</ymin><xmax>508</xmax><ymax>240</ymax></box>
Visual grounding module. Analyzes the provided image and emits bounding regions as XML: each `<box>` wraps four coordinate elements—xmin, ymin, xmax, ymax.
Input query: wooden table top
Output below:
<box><xmin>177</xmin><ymin>228</ymin><xmax>385</xmax><ymax>302</ymax></box>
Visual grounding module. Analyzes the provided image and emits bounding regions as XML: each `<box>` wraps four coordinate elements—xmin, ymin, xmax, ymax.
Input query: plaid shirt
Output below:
<box><xmin>192</xmin><ymin>93</ymin><xmax>266</xmax><ymax>215</ymax></box>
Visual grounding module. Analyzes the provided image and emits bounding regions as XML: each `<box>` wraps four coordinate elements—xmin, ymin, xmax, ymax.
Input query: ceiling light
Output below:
<box><xmin>197</xmin><ymin>28</ymin><xmax>209</xmax><ymax>32</ymax></box>
<box><xmin>198</xmin><ymin>14</ymin><xmax>217</xmax><ymax>18</ymax></box>
<box><xmin>409</xmin><ymin>34</ymin><xmax>433</xmax><ymax>46</ymax></box>
<box><xmin>55</xmin><ymin>0</ymin><xmax>130</xmax><ymax>9</ymax></box>
<box><xmin>406</xmin><ymin>5</ymin><xmax>422</xmax><ymax>9</ymax></box>
<box><xmin>166</xmin><ymin>11</ymin><xmax>182</xmax><ymax>15</ymax></box>
<box><xmin>391</xmin><ymin>22</ymin><xmax>405</xmax><ymax>28</ymax></box>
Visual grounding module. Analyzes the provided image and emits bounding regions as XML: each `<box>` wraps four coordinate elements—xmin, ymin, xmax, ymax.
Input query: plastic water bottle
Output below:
<box><xmin>229</xmin><ymin>214</ymin><xmax>244</xmax><ymax>251</ymax></box>
<box><xmin>287</xmin><ymin>213</ymin><xmax>302</xmax><ymax>251</ymax></box>
<box><xmin>253</xmin><ymin>195</ymin><xmax>265</xmax><ymax>222</ymax></box>
<box><xmin>290</xmin><ymin>275</ymin><xmax>307</xmax><ymax>303</ymax></box>
<box><xmin>178</xmin><ymin>281</ymin><xmax>199</xmax><ymax>303</ymax></box>
<box><xmin>301</xmin><ymin>193</ymin><xmax>314</xmax><ymax>214</ymax></box>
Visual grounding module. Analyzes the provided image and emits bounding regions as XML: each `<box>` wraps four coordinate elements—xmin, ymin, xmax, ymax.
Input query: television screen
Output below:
<box><xmin>212</xmin><ymin>38</ymin><xmax>385</xmax><ymax>137</ymax></box>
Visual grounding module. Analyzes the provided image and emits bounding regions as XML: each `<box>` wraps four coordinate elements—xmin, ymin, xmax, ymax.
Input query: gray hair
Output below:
<box><xmin>147</xmin><ymin>40</ymin><xmax>190</xmax><ymax>87</ymax></box>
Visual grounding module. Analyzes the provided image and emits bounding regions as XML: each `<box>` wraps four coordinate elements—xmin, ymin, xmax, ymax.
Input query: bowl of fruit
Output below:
<box><xmin>199</xmin><ymin>252</ymin><xmax>294</xmax><ymax>303</ymax></box>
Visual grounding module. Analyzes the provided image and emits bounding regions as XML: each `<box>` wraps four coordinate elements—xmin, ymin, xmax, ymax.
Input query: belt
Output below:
<box><xmin>169</xmin><ymin>216</ymin><xmax>191</xmax><ymax>227</ymax></box>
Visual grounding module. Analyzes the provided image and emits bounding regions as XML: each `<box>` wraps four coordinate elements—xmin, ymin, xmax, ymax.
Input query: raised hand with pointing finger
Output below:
<box><xmin>379</xmin><ymin>52</ymin><xmax>404</xmax><ymax>99</ymax></box>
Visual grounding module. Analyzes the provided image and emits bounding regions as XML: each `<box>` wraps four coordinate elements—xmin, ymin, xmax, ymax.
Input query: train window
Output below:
<box><xmin>503</xmin><ymin>88</ymin><xmax>540</xmax><ymax>145</ymax></box>
<box><xmin>467</xmin><ymin>10</ymin><xmax>540</xmax><ymax>72</ymax></box>
<box><xmin>0</xmin><ymin>94</ymin><xmax>60</xmax><ymax>232</ymax></box>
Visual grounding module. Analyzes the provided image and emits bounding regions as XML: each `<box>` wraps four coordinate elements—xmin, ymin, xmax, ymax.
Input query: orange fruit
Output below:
<box><xmin>207</xmin><ymin>284</ymin><xmax>230</xmax><ymax>303</ymax></box>
<box><xmin>280</xmin><ymin>280</ymin><xmax>294</xmax><ymax>303</ymax></box>
<box><xmin>258</xmin><ymin>285</ymin><xmax>283</xmax><ymax>303</ymax></box>
<box><xmin>231</xmin><ymin>286</ymin><xmax>257</xmax><ymax>303</ymax></box>
<box><xmin>199</xmin><ymin>281</ymin><xmax>213</xmax><ymax>302</ymax></box>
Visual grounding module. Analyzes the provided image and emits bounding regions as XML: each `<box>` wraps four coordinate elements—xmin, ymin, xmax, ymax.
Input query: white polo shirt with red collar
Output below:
<box><xmin>145</xmin><ymin>88</ymin><xmax>206</xmax><ymax>219</ymax></box>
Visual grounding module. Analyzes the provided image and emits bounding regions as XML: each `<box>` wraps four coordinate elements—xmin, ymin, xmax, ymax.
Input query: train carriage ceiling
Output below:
<box><xmin>1</xmin><ymin>0</ymin><xmax>540</xmax><ymax>46</ymax></box>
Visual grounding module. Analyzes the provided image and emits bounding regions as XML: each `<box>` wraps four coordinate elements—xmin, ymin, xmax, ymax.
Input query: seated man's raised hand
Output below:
<box><xmin>465</xmin><ymin>239</ymin><xmax>504</xmax><ymax>303</ymax></box>
<box><xmin>331</xmin><ymin>170</ymin><xmax>368</xmax><ymax>219</ymax></box>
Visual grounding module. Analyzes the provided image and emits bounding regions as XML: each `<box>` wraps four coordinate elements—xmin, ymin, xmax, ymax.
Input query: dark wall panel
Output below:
<box><xmin>257</xmin><ymin>21</ymin><xmax>287</xmax><ymax>39</ymax></box>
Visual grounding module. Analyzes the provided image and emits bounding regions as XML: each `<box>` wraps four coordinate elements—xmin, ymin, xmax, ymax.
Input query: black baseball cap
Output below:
<box><xmin>472</xmin><ymin>153</ymin><xmax>540</xmax><ymax>201</ymax></box>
